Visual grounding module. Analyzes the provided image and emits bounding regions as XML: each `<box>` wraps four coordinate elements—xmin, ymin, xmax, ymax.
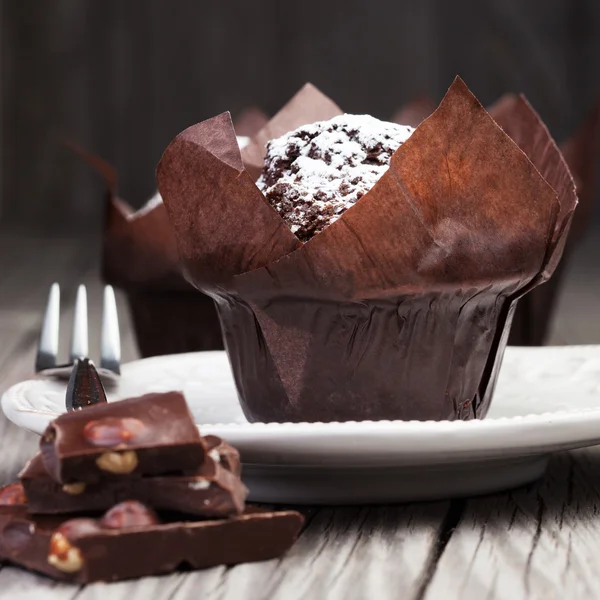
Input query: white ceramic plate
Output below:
<box><xmin>3</xmin><ymin>346</ymin><xmax>600</xmax><ymax>504</ymax></box>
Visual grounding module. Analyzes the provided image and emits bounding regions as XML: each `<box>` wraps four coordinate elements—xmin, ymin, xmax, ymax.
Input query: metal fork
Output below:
<box><xmin>35</xmin><ymin>283</ymin><xmax>121</xmax><ymax>383</ymax></box>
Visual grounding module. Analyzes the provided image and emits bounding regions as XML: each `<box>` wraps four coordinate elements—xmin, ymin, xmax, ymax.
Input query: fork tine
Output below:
<box><xmin>35</xmin><ymin>283</ymin><xmax>60</xmax><ymax>372</ymax></box>
<box><xmin>100</xmin><ymin>285</ymin><xmax>121</xmax><ymax>374</ymax></box>
<box><xmin>69</xmin><ymin>284</ymin><xmax>89</xmax><ymax>362</ymax></box>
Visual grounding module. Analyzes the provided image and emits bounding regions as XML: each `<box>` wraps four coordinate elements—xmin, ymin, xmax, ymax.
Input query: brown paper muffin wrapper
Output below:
<box><xmin>232</xmin><ymin>107</ymin><xmax>269</xmax><ymax>137</ymax></box>
<box><xmin>67</xmin><ymin>144</ymin><xmax>223</xmax><ymax>357</ymax></box>
<box><xmin>96</xmin><ymin>107</ymin><xmax>273</xmax><ymax>357</ymax></box>
<box><xmin>101</xmin><ymin>187</ymin><xmax>225</xmax><ymax>356</ymax></box>
<box><xmin>70</xmin><ymin>107</ymin><xmax>271</xmax><ymax>358</ymax></box>
<box><xmin>490</xmin><ymin>95</ymin><xmax>600</xmax><ymax>344</ymax></box>
<box><xmin>394</xmin><ymin>94</ymin><xmax>600</xmax><ymax>345</ymax></box>
<box><xmin>157</xmin><ymin>77</ymin><xmax>576</xmax><ymax>423</ymax></box>
<box><xmin>241</xmin><ymin>83</ymin><xmax>342</xmax><ymax>181</ymax></box>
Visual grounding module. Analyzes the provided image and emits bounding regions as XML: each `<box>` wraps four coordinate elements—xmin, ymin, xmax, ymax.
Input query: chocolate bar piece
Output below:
<box><xmin>0</xmin><ymin>502</ymin><xmax>304</xmax><ymax>583</ymax></box>
<box><xmin>40</xmin><ymin>392</ymin><xmax>206</xmax><ymax>484</ymax></box>
<box><xmin>19</xmin><ymin>450</ymin><xmax>247</xmax><ymax>517</ymax></box>
<box><xmin>205</xmin><ymin>435</ymin><xmax>241</xmax><ymax>477</ymax></box>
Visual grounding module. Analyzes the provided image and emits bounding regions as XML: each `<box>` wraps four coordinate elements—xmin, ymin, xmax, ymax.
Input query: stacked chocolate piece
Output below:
<box><xmin>0</xmin><ymin>392</ymin><xmax>303</xmax><ymax>583</ymax></box>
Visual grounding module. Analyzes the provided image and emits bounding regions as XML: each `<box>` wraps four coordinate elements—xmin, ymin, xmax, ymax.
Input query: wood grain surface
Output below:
<box><xmin>0</xmin><ymin>231</ymin><xmax>599</xmax><ymax>599</ymax></box>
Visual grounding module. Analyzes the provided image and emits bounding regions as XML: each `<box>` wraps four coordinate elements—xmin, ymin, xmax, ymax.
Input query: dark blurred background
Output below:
<box><xmin>0</xmin><ymin>0</ymin><xmax>599</xmax><ymax>346</ymax></box>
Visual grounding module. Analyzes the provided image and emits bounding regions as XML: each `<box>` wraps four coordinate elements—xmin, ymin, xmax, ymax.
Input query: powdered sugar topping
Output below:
<box><xmin>257</xmin><ymin>114</ymin><xmax>414</xmax><ymax>241</ymax></box>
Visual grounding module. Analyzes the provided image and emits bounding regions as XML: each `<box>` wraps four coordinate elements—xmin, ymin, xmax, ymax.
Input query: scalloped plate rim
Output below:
<box><xmin>3</xmin><ymin>345</ymin><xmax>600</xmax><ymax>460</ymax></box>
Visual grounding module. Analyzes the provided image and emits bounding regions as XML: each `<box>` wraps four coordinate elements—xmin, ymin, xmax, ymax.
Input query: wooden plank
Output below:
<box><xmin>0</xmin><ymin>232</ymin><xmax>139</xmax><ymax>395</ymax></box>
<box><xmin>73</xmin><ymin>574</ymin><xmax>187</xmax><ymax>600</ymax></box>
<box><xmin>0</xmin><ymin>235</ymin><xmax>211</xmax><ymax>599</ymax></box>
<box><xmin>157</xmin><ymin>504</ymin><xmax>449</xmax><ymax>600</ymax></box>
<box><xmin>423</xmin><ymin>449</ymin><xmax>600</xmax><ymax>600</ymax></box>
<box><xmin>262</xmin><ymin>504</ymin><xmax>451</xmax><ymax>600</ymax></box>
<box><xmin>0</xmin><ymin>233</ymin><xmax>97</xmax><ymax>481</ymax></box>
<box><xmin>1</xmin><ymin>233</ymin><xmax>600</xmax><ymax>599</ymax></box>
<box><xmin>0</xmin><ymin>501</ymin><xmax>450</xmax><ymax>599</ymax></box>
<box><xmin>0</xmin><ymin>567</ymin><xmax>79</xmax><ymax>600</ymax></box>
<box><xmin>0</xmin><ymin>235</ymin><xmax>88</xmax><ymax>598</ymax></box>
<box><xmin>0</xmin><ymin>232</ymin><xmax>140</xmax><ymax>483</ymax></box>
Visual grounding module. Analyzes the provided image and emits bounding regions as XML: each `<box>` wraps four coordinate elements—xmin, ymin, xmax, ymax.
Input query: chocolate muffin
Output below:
<box><xmin>257</xmin><ymin>114</ymin><xmax>414</xmax><ymax>241</ymax></box>
<box><xmin>158</xmin><ymin>79</ymin><xmax>575</xmax><ymax>424</ymax></box>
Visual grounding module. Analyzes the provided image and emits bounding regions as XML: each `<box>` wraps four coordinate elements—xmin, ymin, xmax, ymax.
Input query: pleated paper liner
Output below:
<box><xmin>158</xmin><ymin>77</ymin><xmax>576</xmax><ymax>424</ymax></box>
<box><xmin>393</xmin><ymin>94</ymin><xmax>600</xmax><ymax>345</ymax></box>
<box><xmin>232</xmin><ymin>107</ymin><xmax>269</xmax><ymax>137</ymax></box>
<box><xmin>102</xmin><ymin>191</ymin><xmax>224</xmax><ymax>356</ymax></box>
<box><xmin>241</xmin><ymin>83</ymin><xmax>341</xmax><ymax>181</ymax></box>
<box><xmin>74</xmin><ymin>108</ymin><xmax>268</xmax><ymax>357</ymax></box>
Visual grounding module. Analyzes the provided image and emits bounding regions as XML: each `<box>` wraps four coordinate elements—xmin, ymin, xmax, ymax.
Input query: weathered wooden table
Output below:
<box><xmin>1</xmin><ymin>230</ymin><xmax>600</xmax><ymax>600</ymax></box>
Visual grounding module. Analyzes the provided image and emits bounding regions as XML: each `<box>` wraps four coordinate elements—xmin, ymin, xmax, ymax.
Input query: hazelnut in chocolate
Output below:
<box><xmin>0</xmin><ymin>481</ymin><xmax>26</xmax><ymax>506</ymax></box>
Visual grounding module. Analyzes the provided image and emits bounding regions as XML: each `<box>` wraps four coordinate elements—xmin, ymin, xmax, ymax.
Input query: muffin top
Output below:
<box><xmin>257</xmin><ymin>114</ymin><xmax>414</xmax><ymax>241</ymax></box>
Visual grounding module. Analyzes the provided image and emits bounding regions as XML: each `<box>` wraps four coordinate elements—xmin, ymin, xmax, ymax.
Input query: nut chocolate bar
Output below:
<box><xmin>40</xmin><ymin>392</ymin><xmax>206</xmax><ymax>483</ymax></box>
<box><xmin>18</xmin><ymin>447</ymin><xmax>247</xmax><ymax>517</ymax></box>
<box><xmin>0</xmin><ymin>502</ymin><xmax>304</xmax><ymax>583</ymax></box>
<box><xmin>204</xmin><ymin>434</ymin><xmax>241</xmax><ymax>477</ymax></box>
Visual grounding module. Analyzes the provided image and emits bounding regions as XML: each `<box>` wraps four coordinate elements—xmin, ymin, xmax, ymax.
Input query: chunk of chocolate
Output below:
<box><xmin>40</xmin><ymin>392</ymin><xmax>206</xmax><ymax>483</ymax></box>
<box><xmin>0</xmin><ymin>503</ymin><xmax>304</xmax><ymax>583</ymax></box>
<box><xmin>18</xmin><ymin>450</ymin><xmax>247</xmax><ymax>518</ymax></box>
<box><xmin>205</xmin><ymin>435</ymin><xmax>241</xmax><ymax>477</ymax></box>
